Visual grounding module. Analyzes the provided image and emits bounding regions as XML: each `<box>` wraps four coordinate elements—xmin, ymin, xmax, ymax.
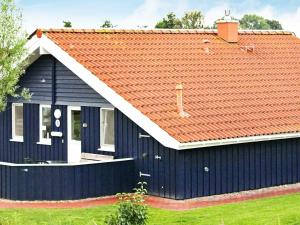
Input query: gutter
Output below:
<box><xmin>177</xmin><ymin>132</ymin><xmax>300</xmax><ymax>150</ymax></box>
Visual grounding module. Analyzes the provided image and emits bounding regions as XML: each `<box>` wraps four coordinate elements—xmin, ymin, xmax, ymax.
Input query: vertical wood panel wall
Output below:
<box><xmin>81</xmin><ymin>106</ymin><xmax>114</xmax><ymax>156</ymax></box>
<box><xmin>177</xmin><ymin>139</ymin><xmax>300</xmax><ymax>199</ymax></box>
<box><xmin>115</xmin><ymin>109</ymin><xmax>300</xmax><ymax>200</ymax></box>
<box><xmin>0</xmin><ymin>103</ymin><xmax>68</xmax><ymax>163</ymax></box>
<box><xmin>115</xmin><ymin>109</ymin><xmax>178</xmax><ymax>199</ymax></box>
<box><xmin>0</xmin><ymin>159</ymin><xmax>134</xmax><ymax>200</ymax></box>
<box><xmin>0</xmin><ymin>104</ymin><xmax>117</xmax><ymax>163</ymax></box>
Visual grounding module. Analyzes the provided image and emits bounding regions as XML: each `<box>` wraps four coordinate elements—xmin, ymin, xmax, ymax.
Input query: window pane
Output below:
<box><xmin>102</xmin><ymin>110</ymin><xmax>114</xmax><ymax>146</ymax></box>
<box><xmin>41</xmin><ymin>107</ymin><xmax>51</xmax><ymax>139</ymax></box>
<box><xmin>71</xmin><ymin>110</ymin><xmax>81</xmax><ymax>141</ymax></box>
<box><xmin>15</xmin><ymin>105</ymin><xmax>23</xmax><ymax>137</ymax></box>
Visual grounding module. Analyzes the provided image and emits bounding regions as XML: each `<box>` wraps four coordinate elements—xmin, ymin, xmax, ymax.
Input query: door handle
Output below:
<box><xmin>139</xmin><ymin>133</ymin><xmax>150</xmax><ymax>138</ymax></box>
<box><xmin>51</xmin><ymin>131</ymin><xmax>63</xmax><ymax>137</ymax></box>
<box><xmin>139</xmin><ymin>171</ymin><xmax>151</xmax><ymax>177</ymax></box>
<box><xmin>154</xmin><ymin>155</ymin><xmax>162</xmax><ymax>160</ymax></box>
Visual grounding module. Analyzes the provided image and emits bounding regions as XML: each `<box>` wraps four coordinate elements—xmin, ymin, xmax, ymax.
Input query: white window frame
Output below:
<box><xmin>11</xmin><ymin>103</ymin><xmax>24</xmax><ymax>142</ymax></box>
<box><xmin>38</xmin><ymin>104</ymin><xmax>52</xmax><ymax>145</ymax></box>
<box><xmin>98</xmin><ymin>108</ymin><xmax>115</xmax><ymax>152</ymax></box>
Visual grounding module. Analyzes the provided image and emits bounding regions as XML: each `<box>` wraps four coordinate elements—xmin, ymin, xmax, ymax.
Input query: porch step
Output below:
<box><xmin>81</xmin><ymin>153</ymin><xmax>114</xmax><ymax>161</ymax></box>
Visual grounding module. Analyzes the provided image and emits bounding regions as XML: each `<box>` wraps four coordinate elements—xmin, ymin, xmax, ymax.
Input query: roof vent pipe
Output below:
<box><xmin>176</xmin><ymin>83</ymin><xmax>190</xmax><ymax>118</ymax></box>
<box><xmin>217</xmin><ymin>10</ymin><xmax>239</xmax><ymax>43</ymax></box>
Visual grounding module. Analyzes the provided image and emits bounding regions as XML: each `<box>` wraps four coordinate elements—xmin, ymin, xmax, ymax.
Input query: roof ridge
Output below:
<box><xmin>39</xmin><ymin>28</ymin><xmax>217</xmax><ymax>34</ymax></box>
<box><xmin>239</xmin><ymin>30</ymin><xmax>293</xmax><ymax>35</ymax></box>
<box><xmin>30</xmin><ymin>28</ymin><xmax>294</xmax><ymax>36</ymax></box>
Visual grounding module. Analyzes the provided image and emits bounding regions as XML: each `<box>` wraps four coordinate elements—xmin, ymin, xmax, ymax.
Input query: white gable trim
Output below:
<box><xmin>26</xmin><ymin>35</ymin><xmax>300</xmax><ymax>150</ymax></box>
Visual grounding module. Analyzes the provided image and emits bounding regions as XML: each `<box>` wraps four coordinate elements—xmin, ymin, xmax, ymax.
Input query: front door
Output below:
<box><xmin>67</xmin><ymin>106</ymin><xmax>81</xmax><ymax>163</ymax></box>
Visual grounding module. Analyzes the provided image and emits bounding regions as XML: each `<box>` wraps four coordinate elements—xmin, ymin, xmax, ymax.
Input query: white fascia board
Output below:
<box><xmin>39</xmin><ymin>47</ymin><xmax>50</xmax><ymax>55</ymax></box>
<box><xmin>38</xmin><ymin>36</ymin><xmax>181</xmax><ymax>150</ymax></box>
<box><xmin>26</xmin><ymin>35</ymin><xmax>41</xmax><ymax>54</ymax></box>
<box><xmin>177</xmin><ymin>132</ymin><xmax>300</xmax><ymax>150</ymax></box>
<box><xmin>25</xmin><ymin>36</ymin><xmax>43</xmax><ymax>66</ymax></box>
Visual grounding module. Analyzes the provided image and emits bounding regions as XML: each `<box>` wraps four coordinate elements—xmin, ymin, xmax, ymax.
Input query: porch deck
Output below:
<box><xmin>0</xmin><ymin>158</ymin><xmax>135</xmax><ymax>201</ymax></box>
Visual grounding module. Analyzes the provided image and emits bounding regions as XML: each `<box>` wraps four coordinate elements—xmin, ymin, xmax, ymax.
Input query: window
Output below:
<box><xmin>100</xmin><ymin>108</ymin><xmax>115</xmax><ymax>151</ymax></box>
<box><xmin>71</xmin><ymin>109</ymin><xmax>81</xmax><ymax>141</ymax></box>
<box><xmin>39</xmin><ymin>105</ymin><xmax>51</xmax><ymax>144</ymax></box>
<box><xmin>12</xmin><ymin>103</ymin><xmax>24</xmax><ymax>142</ymax></box>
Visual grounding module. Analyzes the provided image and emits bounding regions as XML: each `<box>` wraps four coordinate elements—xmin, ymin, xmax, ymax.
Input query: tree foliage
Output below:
<box><xmin>240</xmin><ymin>14</ymin><xmax>283</xmax><ymax>30</ymax></box>
<box><xmin>0</xmin><ymin>0</ymin><xmax>30</xmax><ymax>111</ymax></box>
<box><xmin>181</xmin><ymin>10</ymin><xmax>204</xmax><ymax>29</ymax></box>
<box><xmin>155</xmin><ymin>11</ymin><xmax>204</xmax><ymax>29</ymax></box>
<box><xmin>105</xmin><ymin>182</ymin><xmax>148</xmax><ymax>225</ymax></box>
<box><xmin>155</xmin><ymin>12</ymin><xmax>182</xmax><ymax>29</ymax></box>
<box><xmin>63</xmin><ymin>20</ymin><xmax>72</xmax><ymax>28</ymax></box>
<box><xmin>100</xmin><ymin>20</ymin><xmax>116</xmax><ymax>28</ymax></box>
<box><xmin>266</xmin><ymin>19</ymin><xmax>283</xmax><ymax>30</ymax></box>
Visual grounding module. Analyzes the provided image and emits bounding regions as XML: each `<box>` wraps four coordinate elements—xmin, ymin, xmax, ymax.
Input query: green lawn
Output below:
<box><xmin>1</xmin><ymin>193</ymin><xmax>300</xmax><ymax>225</ymax></box>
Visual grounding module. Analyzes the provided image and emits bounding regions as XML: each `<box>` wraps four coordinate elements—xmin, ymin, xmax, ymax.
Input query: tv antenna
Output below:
<box><xmin>225</xmin><ymin>9</ymin><xmax>231</xmax><ymax>17</ymax></box>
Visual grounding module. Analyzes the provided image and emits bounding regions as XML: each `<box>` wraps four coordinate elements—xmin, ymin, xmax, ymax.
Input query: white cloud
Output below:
<box><xmin>117</xmin><ymin>0</ymin><xmax>162</xmax><ymax>28</ymax></box>
<box><xmin>279</xmin><ymin>7</ymin><xmax>300</xmax><ymax>36</ymax></box>
<box><xmin>204</xmin><ymin>3</ymin><xmax>230</xmax><ymax>26</ymax></box>
<box><xmin>117</xmin><ymin>0</ymin><xmax>189</xmax><ymax>28</ymax></box>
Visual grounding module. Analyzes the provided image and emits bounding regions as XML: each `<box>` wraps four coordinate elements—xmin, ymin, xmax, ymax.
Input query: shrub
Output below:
<box><xmin>105</xmin><ymin>182</ymin><xmax>148</xmax><ymax>225</ymax></box>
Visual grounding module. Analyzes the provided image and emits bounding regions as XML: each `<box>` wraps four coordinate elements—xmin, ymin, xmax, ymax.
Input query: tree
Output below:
<box><xmin>240</xmin><ymin>14</ymin><xmax>282</xmax><ymax>30</ymax></box>
<box><xmin>181</xmin><ymin>10</ymin><xmax>204</xmax><ymax>29</ymax></box>
<box><xmin>266</xmin><ymin>19</ymin><xmax>283</xmax><ymax>30</ymax></box>
<box><xmin>155</xmin><ymin>12</ymin><xmax>182</xmax><ymax>29</ymax></box>
<box><xmin>63</xmin><ymin>20</ymin><xmax>72</xmax><ymax>28</ymax></box>
<box><xmin>0</xmin><ymin>0</ymin><xmax>30</xmax><ymax>111</ymax></box>
<box><xmin>155</xmin><ymin>11</ymin><xmax>204</xmax><ymax>29</ymax></box>
<box><xmin>240</xmin><ymin>14</ymin><xmax>270</xmax><ymax>30</ymax></box>
<box><xmin>100</xmin><ymin>20</ymin><xmax>116</xmax><ymax>28</ymax></box>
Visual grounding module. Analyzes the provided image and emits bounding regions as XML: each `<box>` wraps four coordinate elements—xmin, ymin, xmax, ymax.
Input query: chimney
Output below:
<box><xmin>176</xmin><ymin>83</ymin><xmax>190</xmax><ymax>118</ymax></box>
<box><xmin>217</xmin><ymin>10</ymin><xmax>239</xmax><ymax>43</ymax></box>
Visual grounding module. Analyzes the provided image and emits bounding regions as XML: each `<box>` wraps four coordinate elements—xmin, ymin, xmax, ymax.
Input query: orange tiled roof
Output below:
<box><xmin>40</xmin><ymin>28</ymin><xmax>300</xmax><ymax>143</ymax></box>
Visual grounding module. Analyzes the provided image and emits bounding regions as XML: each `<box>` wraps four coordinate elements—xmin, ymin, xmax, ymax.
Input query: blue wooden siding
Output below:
<box><xmin>176</xmin><ymin>139</ymin><xmax>300</xmax><ymax>199</ymax></box>
<box><xmin>11</xmin><ymin>56</ymin><xmax>53</xmax><ymax>103</ymax></box>
<box><xmin>0</xmin><ymin>159</ymin><xmax>134</xmax><ymax>200</ymax></box>
<box><xmin>81</xmin><ymin>106</ymin><xmax>100</xmax><ymax>154</ymax></box>
<box><xmin>2</xmin><ymin>54</ymin><xmax>113</xmax><ymax>162</ymax></box>
<box><xmin>55</xmin><ymin>61</ymin><xmax>110</xmax><ymax>106</ymax></box>
<box><xmin>0</xmin><ymin>103</ymin><xmax>115</xmax><ymax>163</ymax></box>
<box><xmin>115</xmin><ymin>109</ymin><xmax>178</xmax><ymax>199</ymax></box>
<box><xmin>115</xmin><ymin>109</ymin><xmax>300</xmax><ymax>200</ymax></box>
<box><xmin>0</xmin><ymin>103</ymin><xmax>67</xmax><ymax>163</ymax></box>
<box><xmin>11</xmin><ymin>55</ymin><xmax>110</xmax><ymax>107</ymax></box>
<box><xmin>81</xmin><ymin>106</ymin><xmax>114</xmax><ymax>156</ymax></box>
<box><xmin>3</xmin><ymin>54</ymin><xmax>300</xmax><ymax>200</ymax></box>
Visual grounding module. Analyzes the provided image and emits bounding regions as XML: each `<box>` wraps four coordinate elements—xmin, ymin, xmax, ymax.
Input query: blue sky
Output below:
<box><xmin>18</xmin><ymin>0</ymin><xmax>300</xmax><ymax>36</ymax></box>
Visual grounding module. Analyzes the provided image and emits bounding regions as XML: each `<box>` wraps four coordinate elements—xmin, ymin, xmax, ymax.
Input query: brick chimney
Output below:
<box><xmin>217</xmin><ymin>11</ymin><xmax>239</xmax><ymax>43</ymax></box>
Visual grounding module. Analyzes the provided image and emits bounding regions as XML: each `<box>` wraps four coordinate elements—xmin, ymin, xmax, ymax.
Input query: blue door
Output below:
<box><xmin>138</xmin><ymin>132</ymin><xmax>165</xmax><ymax>197</ymax></box>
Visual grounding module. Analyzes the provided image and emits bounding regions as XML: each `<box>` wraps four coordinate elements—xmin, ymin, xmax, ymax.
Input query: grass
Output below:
<box><xmin>1</xmin><ymin>193</ymin><xmax>300</xmax><ymax>225</ymax></box>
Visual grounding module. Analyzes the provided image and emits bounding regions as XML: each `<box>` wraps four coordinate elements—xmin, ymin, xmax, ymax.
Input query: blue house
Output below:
<box><xmin>1</xmin><ymin>18</ymin><xmax>300</xmax><ymax>201</ymax></box>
